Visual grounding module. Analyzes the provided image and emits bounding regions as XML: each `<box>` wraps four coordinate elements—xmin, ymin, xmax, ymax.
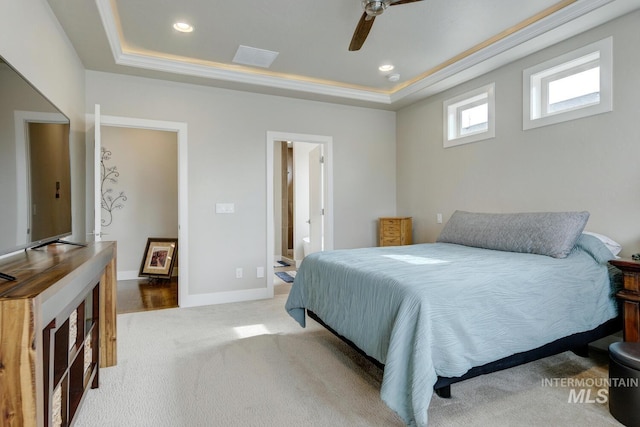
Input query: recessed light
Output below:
<box><xmin>378</xmin><ymin>64</ymin><xmax>394</xmax><ymax>72</ymax></box>
<box><xmin>173</xmin><ymin>22</ymin><xmax>194</xmax><ymax>33</ymax></box>
<box><xmin>387</xmin><ymin>73</ymin><xmax>400</xmax><ymax>82</ymax></box>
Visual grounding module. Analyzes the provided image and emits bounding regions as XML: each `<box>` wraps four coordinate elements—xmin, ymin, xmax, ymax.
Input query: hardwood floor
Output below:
<box><xmin>117</xmin><ymin>277</ymin><xmax>178</xmax><ymax>314</ymax></box>
<box><xmin>117</xmin><ymin>266</ymin><xmax>294</xmax><ymax>314</ymax></box>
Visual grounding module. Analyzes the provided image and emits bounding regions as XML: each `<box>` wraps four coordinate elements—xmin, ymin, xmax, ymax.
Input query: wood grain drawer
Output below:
<box><xmin>381</xmin><ymin>218</ymin><xmax>400</xmax><ymax>228</ymax></box>
<box><xmin>381</xmin><ymin>236</ymin><xmax>401</xmax><ymax>245</ymax></box>
<box><xmin>381</xmin><ymin>222</ymin><xmax>400</xmax><ymax>234</ymax></box>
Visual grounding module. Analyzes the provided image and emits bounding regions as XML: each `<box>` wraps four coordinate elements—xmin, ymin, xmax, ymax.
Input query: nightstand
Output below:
<box><xmin>609</xmin><ymin>259</ymin><xmax>640</xmax><ymax>342</ymax></box>
<box><xmin>379</xmin><ymin>217</ymin><xmax>412</xmax><ymax>247</ymax></box>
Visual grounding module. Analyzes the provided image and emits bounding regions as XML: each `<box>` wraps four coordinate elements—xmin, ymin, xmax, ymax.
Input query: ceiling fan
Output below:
<box><xmin>349</xmin><ymin>0</ymin><xmax>425</xmax><ymax>51</ymax></box>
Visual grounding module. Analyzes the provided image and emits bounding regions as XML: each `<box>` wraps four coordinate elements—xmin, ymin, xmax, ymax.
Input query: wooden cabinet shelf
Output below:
<box><xmin>45</xmin><ymin>285</ymin><xmax>99</xmax><ymax>427</ymax></box>
<box><xmin>0</xmin><ymin>242</ymin><xmax>117</xmax><ymax>427</ymax></box>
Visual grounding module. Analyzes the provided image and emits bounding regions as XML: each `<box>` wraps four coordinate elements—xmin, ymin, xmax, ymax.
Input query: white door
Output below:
<box><xmin>92</xmin><ymin>104</ymin><xmax>102</xmax><ymax>242</ymax></box>
<box><xmin>308</xmin><ymin>145</ymin><xmax>323</xmax><ymax>254</ymax></box>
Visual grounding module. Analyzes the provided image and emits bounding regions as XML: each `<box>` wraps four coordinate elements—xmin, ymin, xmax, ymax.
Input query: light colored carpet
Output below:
<box><xmin>73</xmin><ymin>284</ymin><xmax>623</xmax><ymax>426</ymax></box>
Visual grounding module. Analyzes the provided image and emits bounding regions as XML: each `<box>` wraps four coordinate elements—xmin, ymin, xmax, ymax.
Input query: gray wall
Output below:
<box><xmin>397</xmin><ymin>10</ymin><xmax>640</xmax><ymax>256</ymax></box>
<box><xmin>86</xmin><ymin>70</ymin><xmax>397</xmax><ymax>302</ymax></box>
<box><xmin>0</xmin><ymin>0</ymin><xmax>86</xmax><ymax>248</ymax></box>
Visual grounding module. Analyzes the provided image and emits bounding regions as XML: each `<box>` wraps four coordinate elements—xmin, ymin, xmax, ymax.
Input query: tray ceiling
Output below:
<box><xmin>47</xmin><ymin>0</ymin><xmax>639</xmax><ymax>109</ymax></box>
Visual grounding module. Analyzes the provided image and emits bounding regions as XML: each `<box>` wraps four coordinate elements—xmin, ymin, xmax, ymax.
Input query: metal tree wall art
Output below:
<box><xmin>101</xmin><ymin>147</ymin><xmax>127</xmax><ymax>227</ymax></box>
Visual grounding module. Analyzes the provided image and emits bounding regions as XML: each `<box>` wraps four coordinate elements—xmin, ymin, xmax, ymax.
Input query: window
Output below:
<box><xmin>443</xmin><ymin>83</ymin><xmax>495</xmax><ymax>148</ymax></box>
<box><xmin>523</xmin><ymin>37</ymin><xmax>612</xmax><ymax>130</ymax></box>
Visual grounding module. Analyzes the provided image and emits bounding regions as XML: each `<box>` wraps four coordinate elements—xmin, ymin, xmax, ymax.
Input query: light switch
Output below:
<box><xmin>216</xmin><ymin>203</ymin><xmax>235</xmax><ymax>214</ymax></box>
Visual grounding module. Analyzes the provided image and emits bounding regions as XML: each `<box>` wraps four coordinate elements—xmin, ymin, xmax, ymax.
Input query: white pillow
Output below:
<box><xmin>583</xmin><ymin>231</ymin><xmax>622</xmax><ymax>256</ymax></box>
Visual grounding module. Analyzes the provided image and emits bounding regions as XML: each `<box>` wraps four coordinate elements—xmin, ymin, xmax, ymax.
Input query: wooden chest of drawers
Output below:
<box><xmin>609</xmin><ymin>259</ymin><xmax>640</xmax><ymax>342</ymax></box>
<box><xmin>379</xmin><ymin>217</ymin><xmax>412</xmax><ymax>246</ymax></box>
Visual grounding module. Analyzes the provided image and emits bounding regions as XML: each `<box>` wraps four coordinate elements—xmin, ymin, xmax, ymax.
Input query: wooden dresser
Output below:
<box><xmin>379</xmin><ymin>217</ymin><xmax>412</xmax><ymax>247</ymax></box>
<box><xmin>609</xmin><ymin>258</ymin><xmax>640</xmax><ymax>342</ymax></box>
<box><xmin>0</xmin><ymin>242</ymin><xmax>117</xmax><ymax>427</ymax></box>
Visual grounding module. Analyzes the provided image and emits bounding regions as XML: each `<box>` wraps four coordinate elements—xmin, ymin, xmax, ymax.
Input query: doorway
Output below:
<box><xmin>91</xmin><ymin>107</ymin><xmax>189</xmax><ymax>307</ymax></box>
<box><xmin>266</xmin><ymin>131</ymin><xmax>333</xmax><ymax>296</ymax></box>
<box><xmin>275</xmin><ymin>140</ymin><xmax>325</xmax><ymax>266</ymax></box>
<box><xmin>101</xmin><ymin>127</ymin><xmax>176</xmax><ymax>253</ymax></box>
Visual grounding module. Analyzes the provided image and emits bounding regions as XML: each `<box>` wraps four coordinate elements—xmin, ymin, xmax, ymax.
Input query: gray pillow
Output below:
<box><xmin>436</xmin><ymin>210</ymin><xmax>590</xmax><ymax>258</ymax></box>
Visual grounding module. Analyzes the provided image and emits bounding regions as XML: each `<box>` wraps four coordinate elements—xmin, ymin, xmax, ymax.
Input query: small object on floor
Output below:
<box><xmin>275</xmin><ymin>272</ymin><xmax>294</xmax><ymax>283</ymax></box>
<box><xmin>276</xmin><ymin>260</ymin><xmax>291</xmax><ymax>267</ymax></box>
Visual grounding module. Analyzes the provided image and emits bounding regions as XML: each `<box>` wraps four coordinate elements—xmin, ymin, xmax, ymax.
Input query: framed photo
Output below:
<box><xmin>139</xmin><ymin>238</ymin><xmax>178</xmax><ymax>279</ymax></box>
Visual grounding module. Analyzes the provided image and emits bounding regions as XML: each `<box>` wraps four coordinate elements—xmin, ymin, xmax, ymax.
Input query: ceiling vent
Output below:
<box><xmin>232</xmin><ymin>45</ymin><xmax>279</xmax><ymax>68</ymax></box>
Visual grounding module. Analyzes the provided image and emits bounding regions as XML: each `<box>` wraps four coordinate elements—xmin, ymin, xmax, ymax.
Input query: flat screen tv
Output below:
<box><xmin>0</xmin><ymin>56</ymin><xmax>73</xmax><ymax>263</ymax></box>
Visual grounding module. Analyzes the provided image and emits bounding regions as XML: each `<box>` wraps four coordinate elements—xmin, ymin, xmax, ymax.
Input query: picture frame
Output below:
<box><xmin>139</xmin><ymin>238</ymin><xmax>178</xmax><ymax>279</ymax></box>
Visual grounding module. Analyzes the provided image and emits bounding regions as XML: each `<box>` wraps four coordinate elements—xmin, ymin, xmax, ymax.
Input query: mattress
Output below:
<box><xmin>285</xmin><ymin>234</ymin><xmax>618</xmax><ymax>426</ymax></box>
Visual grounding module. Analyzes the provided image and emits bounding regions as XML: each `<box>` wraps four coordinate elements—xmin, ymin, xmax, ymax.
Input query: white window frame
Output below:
<box><xmin>523</xmin><ymin>37</ymin><xmax>612</xmax><ymax>130</ymax></box>
<box><xmin>443</xmin><ymin>83</ymin><xmax>495</xmax><ymax>148</ymax></box>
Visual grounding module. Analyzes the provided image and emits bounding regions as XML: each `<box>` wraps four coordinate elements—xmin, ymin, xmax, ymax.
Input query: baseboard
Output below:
<box><xmin>180</xmin><ymin>287</ymin><xmax>272</xmax><ymax>308</ymax></box>
<box><xmin>117</xmin><ymin>270</ymin><xmax>142</xmax><ymax>281</ymax></box>
<box><xmin>117</xmin><ymin>269</ymin><xmax>179</xmax><ymax>281</ymax></box>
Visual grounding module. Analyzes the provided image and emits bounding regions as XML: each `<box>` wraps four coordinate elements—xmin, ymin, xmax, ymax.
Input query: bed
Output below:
<box><xmin>285</xmin><ymin>211</ymin><xmax>622</xmax><ymax>426</ymax></box>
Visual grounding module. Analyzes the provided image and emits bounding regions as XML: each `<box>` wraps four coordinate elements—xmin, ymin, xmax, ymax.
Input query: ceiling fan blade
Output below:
<box><xmin>349</xmin><ymin>12</ymin><xmax>375</xmax><ymax>51</ymax></box>
<box><xmin>390</xmin><ymin>0</ymin><xmax>424</xmax><ymax>5</ymax></box>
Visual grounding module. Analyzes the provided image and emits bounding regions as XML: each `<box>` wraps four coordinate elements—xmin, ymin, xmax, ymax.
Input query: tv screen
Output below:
<box><xmin>0</xmin><ymin>56</ymin><xmax>72</xmax><ymax>257</ymax></box>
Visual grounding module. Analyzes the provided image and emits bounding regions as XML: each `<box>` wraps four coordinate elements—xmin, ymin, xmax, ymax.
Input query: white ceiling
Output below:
<box><xmin>47</xmin><ymin>0</ymin><xmax>640</xmax><ymax>110</ymax></box>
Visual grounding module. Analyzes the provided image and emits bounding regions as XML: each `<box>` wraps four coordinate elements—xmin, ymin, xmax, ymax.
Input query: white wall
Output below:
<box><xmin>0</xmin><ymin>0</ymin><xmax>86</xmax><ymax>245</ymax></box>
<box><xmin>100</xmin><ymin>126</ymin><xmax>178</xmax><ymax>276</ymax></box>
<box><xmin>86</xmin><ymin>71</ymin><xmax>396</xmax><ymax>303</ymax></box>
<box><xmin>397</xmin><ymin>10</ymin><xmax>640</xmax><ymax>256</ymax></box>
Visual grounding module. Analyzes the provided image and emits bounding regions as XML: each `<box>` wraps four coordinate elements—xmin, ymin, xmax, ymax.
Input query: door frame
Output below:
<box><xmin>89</xmin><ymin>110</ymin><xmax>189</xmax><ymax>307</ymax></box>
<box><xmin>266</xmin><ymin>131</ymin><xmax>333</xmax><ymax>294</ymax></box>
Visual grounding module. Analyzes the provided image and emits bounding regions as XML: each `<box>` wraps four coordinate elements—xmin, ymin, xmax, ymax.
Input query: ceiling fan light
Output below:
<box><xmin>363</xmin><ymin>0</ymin><xmax>391</xmax><ymax>17</ymax></box>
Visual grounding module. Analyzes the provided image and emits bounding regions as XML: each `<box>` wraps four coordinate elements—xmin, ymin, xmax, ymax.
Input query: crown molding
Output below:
<box><xmin>114</xmin><ymin>51</ymin><xmax>393</xmax><ymax>104</ymax></box>
<box><xmin>96</xmin><ymin>0</ymin><xmax>615</xmax><ymax>106</ymax></box>
<box><xmin>96</xmin><ymin>0</ymin><xmax>123</xmax><ymax>59</ymax></box>
<box><xmin>391</xmin><ymin>0</ymin><xmax>613</xmax><ymax>103</ymax></box>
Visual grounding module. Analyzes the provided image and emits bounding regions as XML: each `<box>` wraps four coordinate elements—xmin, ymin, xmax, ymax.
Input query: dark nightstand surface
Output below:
<box><xmin>610</xmin><ymin>258</ymin><xmax>640</xmax><ymax>272</ymax></box>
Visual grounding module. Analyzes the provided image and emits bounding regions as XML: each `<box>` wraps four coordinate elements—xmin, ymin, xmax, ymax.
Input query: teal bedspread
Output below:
<box><xmin>285</xmin><ymin>234</ymin><xmax>618</xmax><ymax>426</ymax></box>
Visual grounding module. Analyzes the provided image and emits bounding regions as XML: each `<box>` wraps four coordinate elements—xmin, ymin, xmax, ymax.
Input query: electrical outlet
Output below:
<box><xmin>437</xmin><ymin>213</ymin><xmax>443</xmax><ymax>224</ymax></box>
<box><xmin>235</xmin><ymin>267</ymin><xmax>243</xmax><ymax>278</ymax></box>
<box><xmin>256</xmin><ymin>266</ymin><xmax>264</xmax><ymax>278</ymax></box>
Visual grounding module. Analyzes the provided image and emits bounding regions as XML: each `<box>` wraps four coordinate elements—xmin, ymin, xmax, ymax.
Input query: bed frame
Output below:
<box><xmin>307</xmin><ymin>309</ymin><xmax>621</xmax><ymax>398</ymax></box>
